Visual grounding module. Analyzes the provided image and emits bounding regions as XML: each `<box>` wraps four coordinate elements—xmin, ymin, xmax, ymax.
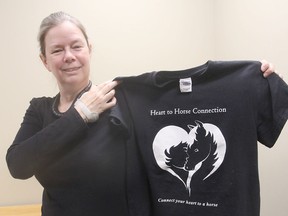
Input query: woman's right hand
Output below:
<box><xmin>75</xmin><ymin>80</ymin><xmax>118</xmax><ymax>121</ymax></box>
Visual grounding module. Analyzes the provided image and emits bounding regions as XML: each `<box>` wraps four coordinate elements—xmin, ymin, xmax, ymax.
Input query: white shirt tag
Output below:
<box><xmin>179</xmin><ymin>77</ymin><xmax>192</xmax><ymax>93</ymax></box>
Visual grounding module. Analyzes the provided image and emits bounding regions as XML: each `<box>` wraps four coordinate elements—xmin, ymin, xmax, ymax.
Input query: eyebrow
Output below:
<box><xmin>49</xmin><ymin>39</ymin><xmax>85</xmax><ymax>49</ymax></box>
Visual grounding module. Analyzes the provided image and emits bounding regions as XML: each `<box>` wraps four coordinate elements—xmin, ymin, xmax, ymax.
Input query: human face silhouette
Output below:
<box><xmin>165</xmin><ymin>142</ymin><xmax>189</xmax><ymax>170</ymax></box>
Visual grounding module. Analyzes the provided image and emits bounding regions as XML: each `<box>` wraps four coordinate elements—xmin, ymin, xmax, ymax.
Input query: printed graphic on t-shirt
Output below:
<box><xmin>152</xmin><ymin>121</ymin><xmax>226</xmax><ymax>196</ymax></box>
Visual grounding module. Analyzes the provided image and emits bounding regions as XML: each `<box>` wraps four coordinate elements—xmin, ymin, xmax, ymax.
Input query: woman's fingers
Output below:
<box><xmin>261</xmin><ymin>59</ymin><xmax>275</xmax><ymax>78</ymax></box>
<box><xmin>78</xmin><ymin>80</ymin><xmax>118</xmax><ymax>115</ymax></box>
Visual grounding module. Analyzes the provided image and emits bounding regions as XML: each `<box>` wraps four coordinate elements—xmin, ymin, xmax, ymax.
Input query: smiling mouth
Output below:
<box><xmin>62</xmin><ymin>66</ymin><xmax>81</xmax><ymax>72</ymax></box>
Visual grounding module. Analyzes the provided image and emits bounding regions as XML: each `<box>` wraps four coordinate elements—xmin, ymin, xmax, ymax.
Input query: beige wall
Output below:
<box><xmin>214</xmin><ymin>1</ymin><xmax>288</xmax><ymax>215</ymax></box>
<box><xmin>0</xmin><ymin>0</ymin><xmax>287</xmax><ymax>215</ymax></box>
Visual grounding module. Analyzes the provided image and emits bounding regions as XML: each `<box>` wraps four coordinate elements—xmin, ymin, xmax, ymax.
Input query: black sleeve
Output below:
<box><xmin>6</xmin><ymin>98</ymin><xmax>88</xmax><ymax>179</ymax></box>
<box><xmin>110</xmin><ymin>87</ymin><xmax>152</xmax><ymax>216</ymax></box>
<box><xmin>257</xmin><ymin>73</ymin><xmax>288</xmax><ymax>147</ymax></box>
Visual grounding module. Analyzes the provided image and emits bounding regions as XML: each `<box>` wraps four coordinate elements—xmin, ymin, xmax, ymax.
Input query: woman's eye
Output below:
<box><xmin>52</xmin><ymin>49</ymin><xmax>62</xmax><ymax>54</ymax></box>
<box><xmin>73</xmin><ymin>45</ymin><xmax>83</xmax><ymax>50</ymax></box>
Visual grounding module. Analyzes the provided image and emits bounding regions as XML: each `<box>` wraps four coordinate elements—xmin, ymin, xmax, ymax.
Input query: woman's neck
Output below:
<box><xmin>57</xmin><ymin>80</ymin><xmax>91</xmax><ymax>113</ymax></box>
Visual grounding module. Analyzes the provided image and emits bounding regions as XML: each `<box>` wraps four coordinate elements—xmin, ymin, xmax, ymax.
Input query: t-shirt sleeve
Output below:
<box><xmin>110</xmin><ymin>86</ymin><xmax>153</xmax><ymax>215</ymax></box>
<box><xmin>257</xmin><ymin>73</ymin><xmax>288</xmax><ymax>147</ymax></box>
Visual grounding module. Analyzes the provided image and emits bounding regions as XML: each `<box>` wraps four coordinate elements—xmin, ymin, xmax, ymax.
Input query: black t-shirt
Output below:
<box><xmin>113</xmin><ymin>60</ymin><xmax>288</xmax><ymax>216</ymax></box>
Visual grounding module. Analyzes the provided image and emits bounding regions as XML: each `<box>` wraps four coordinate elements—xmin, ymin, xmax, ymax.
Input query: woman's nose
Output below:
<box><xmin>63</xmin><ymin>49</ymin><xmax>76</xmax><ymax>63</ymax></box>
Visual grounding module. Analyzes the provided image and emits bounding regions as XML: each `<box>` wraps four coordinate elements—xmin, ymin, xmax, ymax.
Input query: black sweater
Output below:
<box><xmin>6</xmin><ymin>97</ymin><xmax>130</xmax><ymax>216</ymax></box>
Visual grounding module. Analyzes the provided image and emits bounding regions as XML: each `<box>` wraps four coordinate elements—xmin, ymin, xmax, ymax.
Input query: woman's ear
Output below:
<box><xmin>87</xmin><ymin>41</ymin><xmax>92</xmax><ymax>54</ymax></box>
<box><xmin>39</xmin><ymin>54</ymin><xmax>51</xmax><ymax>72</ymax></box>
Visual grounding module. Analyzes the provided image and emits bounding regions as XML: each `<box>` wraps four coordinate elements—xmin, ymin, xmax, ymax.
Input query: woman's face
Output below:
<box><xmin>40</xmin><ymin>21</ymin><xmax>91</xmax><ymax>87</ymax></box>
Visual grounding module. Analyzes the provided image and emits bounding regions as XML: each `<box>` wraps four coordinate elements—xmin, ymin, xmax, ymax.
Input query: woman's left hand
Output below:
<box><xmin>261</xmin><ymin>59</ymin><xmax>282</xmax><ymax>78</ymax></box>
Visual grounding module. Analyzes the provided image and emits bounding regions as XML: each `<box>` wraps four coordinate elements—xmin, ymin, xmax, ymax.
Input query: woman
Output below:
<box><xmin>6</xmin><ymin>11</ymin><xmax>276</xmax><ymax>216</ymax></box>
<box><xmin>7</xmin><ymin>12</ymin><xmax>126</xmax><ymax>216</ymax></box>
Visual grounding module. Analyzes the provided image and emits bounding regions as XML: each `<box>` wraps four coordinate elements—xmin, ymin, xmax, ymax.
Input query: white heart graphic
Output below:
<box><xmin>152</xmin><ymin>121</ymin><xmax>226</xmax><ymax>195</ymax></box>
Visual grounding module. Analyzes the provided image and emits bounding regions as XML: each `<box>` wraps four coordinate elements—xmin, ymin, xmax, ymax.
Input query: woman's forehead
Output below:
<box><xmin>45</xmin><ymin>21</ymin><xmax>86</xmax><ymax>45</ymax></box>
